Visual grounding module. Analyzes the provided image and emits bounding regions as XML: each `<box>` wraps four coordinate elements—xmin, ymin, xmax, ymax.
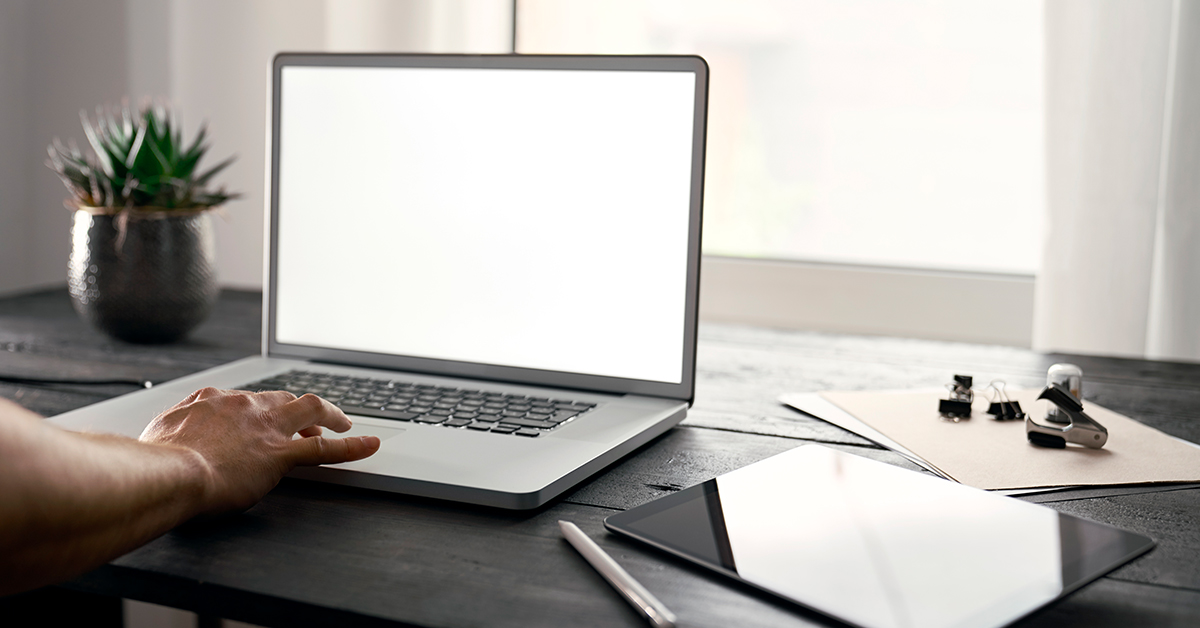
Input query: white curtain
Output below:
<box><xmin>1035</xmin><ymin>0</ymin><xmax>1200</xmax><ymax>361</ymax></box>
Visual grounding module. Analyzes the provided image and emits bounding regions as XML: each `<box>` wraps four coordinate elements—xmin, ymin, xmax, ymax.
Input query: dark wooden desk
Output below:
<box><xmin>2</xmin><ymin>288</ymin><xmax>1198</xmax><ymax>627</ymax></box>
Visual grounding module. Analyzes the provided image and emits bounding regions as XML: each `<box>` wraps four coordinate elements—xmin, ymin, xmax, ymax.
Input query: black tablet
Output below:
<box><xmin>606</xmin><ymin>445</ymin><xmax>1153</xmax><ymax>628</ymax></box>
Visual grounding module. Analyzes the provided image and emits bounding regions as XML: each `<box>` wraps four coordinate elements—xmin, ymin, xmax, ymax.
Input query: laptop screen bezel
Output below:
<box><xmin>265</xmin><ymin>53</ymin><xmax>706</xmax><ymax>403</ymax></box>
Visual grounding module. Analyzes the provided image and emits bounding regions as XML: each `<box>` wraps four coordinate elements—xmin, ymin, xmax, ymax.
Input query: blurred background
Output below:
<box><xmin>0</xmin><ymin>0</ymin><xmax>1196</xmax><ymax>357</ymax></box>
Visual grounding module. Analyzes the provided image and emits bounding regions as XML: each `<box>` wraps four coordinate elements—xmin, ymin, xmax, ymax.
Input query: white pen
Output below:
<box><xmin>559</xmin><ymin>520</ymin><xmax>678</xmax><ymax>628</ymax></box>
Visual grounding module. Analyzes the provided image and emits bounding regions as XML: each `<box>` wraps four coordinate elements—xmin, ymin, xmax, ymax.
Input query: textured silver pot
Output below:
<box><xmin>68</xmin><ymin>208</ymin><xmax>219</xmax><ymax>344</ymax></box>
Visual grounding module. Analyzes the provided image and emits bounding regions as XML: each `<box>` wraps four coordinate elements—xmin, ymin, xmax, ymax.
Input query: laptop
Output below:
<box><xmin>48</xmin><ymin>53</ymin><xmax>709</xmax><ymax>510</ymax></box>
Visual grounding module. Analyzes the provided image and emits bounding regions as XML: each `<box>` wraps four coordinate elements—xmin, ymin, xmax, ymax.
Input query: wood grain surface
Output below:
<box><xmin>2</xmin><ymin>288</ymin><xmax>1198</xmax><ymax>627</ymax></box>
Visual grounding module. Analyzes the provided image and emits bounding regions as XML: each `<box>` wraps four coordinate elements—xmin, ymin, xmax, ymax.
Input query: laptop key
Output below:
<box><xmin>339</xmin><ymin>405</ymin><xmax>418</xmax><ymax>422</ymax></box>
<box><xmin>444</xmin><ymin>418</ymin><xmax>472</xmax><ymax>427</ymax></box>
<box><xmin>514</xmin><ymin>429</ymin><xmax>541</xmax><ymax>438</ymax></box>
<box><xmin>466</xmin><ymin>422</ymin><xmax>492</xmax><ymax>431</ymax></box>
<box><xmin>497</xmin><ymin>417</ymin><xmax>555</xmax><ymax>429</ymax></box>
<box><xmin>491</xmin><ymin>425</ymin><xmax>518</xmax><ymax>434</ymax></box>
<box><xmin>414</xmin><ymin>415</ymin><xmax>446</xmax><ymax>424</ymax></box>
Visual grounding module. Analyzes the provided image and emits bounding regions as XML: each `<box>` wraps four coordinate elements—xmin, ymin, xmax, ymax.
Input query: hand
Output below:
<box><xmin>139</xmin><ymin>388</ymin><xmax>380</xmax><ymax>517</ymax></box>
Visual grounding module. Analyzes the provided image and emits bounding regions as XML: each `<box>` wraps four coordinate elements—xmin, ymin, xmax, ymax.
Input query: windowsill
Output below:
<box><xmin>698</xmin><ymin>255</ymin><xmax>1035</xmax><ymax>347</ymax></box>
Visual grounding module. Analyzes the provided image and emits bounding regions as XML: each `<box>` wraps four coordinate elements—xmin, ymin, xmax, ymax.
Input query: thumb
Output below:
<box><xmin>287</xmin><ymin>435</ymin><xmax>381</xmax><ymax>467</ymax></box>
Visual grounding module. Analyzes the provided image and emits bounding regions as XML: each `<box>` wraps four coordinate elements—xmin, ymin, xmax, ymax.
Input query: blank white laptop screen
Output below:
<box><xmin>275</xmin><ymin>66</ymin><xmax>696</xmax><ymax>384</ymax></box>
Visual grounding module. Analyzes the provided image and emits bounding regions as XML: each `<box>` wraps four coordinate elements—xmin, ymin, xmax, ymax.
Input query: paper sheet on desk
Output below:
<box><xmin>817</xmin><ymin>388</ymin><xmax>1200</xmax><ymax>491</ymax></box>
<box><xmin>780</xmin><ymin>392</ymin><xmax>1068</xmax><ymax>496</ymax></box>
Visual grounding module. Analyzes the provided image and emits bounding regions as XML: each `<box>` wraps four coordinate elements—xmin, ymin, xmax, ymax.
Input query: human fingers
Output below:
<box><xmin>286</xmin><ymin>434</ymin><xmax>381</xmax><ymax>467</ymax></box>
<box><xmin>298</xmin><ymin>425</ymin><xmax>323</xmax><ymax>438</ymax></box>
<box><xmin>277</xmin><ymin>394</ymin><xmax>353</xmax><ymax>434</ymax></box>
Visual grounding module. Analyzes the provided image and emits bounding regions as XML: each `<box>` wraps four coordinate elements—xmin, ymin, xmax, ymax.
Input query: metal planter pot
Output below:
<box><xmin>68</xmin><ymin>208</ymin><xmax>219</xmax><ymax>344</ymax></box>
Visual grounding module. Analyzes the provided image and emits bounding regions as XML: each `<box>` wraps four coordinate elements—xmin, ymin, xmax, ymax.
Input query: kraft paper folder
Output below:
<box><xmin>785</xmin><ymin>388</ymin><xmax>1200</xmax><ymax>491</ymax></box>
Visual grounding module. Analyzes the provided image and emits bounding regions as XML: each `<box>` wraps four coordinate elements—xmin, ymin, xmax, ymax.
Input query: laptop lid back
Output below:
<box><xmin>266</xmin><ymin>54</ymin><xmax>707</xmax><ymax>402</ymax></box>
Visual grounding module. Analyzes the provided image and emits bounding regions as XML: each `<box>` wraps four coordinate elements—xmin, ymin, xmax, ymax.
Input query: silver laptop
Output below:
<box><xmin>49</xmin><ymin>53</ymin><xmax>709</xmax><ymax>510</ymax></box>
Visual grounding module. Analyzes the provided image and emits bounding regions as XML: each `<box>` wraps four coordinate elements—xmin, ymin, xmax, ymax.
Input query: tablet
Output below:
<box><xmin>605</xmin><ymin>445</ymin><xmax>1153</xmax><ymax>628</ymax></box>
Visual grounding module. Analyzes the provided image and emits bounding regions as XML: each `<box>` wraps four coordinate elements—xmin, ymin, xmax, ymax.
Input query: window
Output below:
<box><xmin>518</xmin><ymin>0</ymin><xmax>1044</xmax><ymax>276</ymax></box>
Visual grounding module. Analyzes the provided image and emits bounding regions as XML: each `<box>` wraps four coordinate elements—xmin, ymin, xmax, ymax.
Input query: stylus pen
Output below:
<box><xmin>559</xmin><ymin>520</ymin><xmax>678</xmax><ymax>628</ymax></box>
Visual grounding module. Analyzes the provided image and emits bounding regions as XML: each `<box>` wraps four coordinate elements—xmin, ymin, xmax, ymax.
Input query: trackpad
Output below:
<box><xmin>336</xmin><ymin>422</ymin><xmax>406</xmax><ymax>441</ymax></box>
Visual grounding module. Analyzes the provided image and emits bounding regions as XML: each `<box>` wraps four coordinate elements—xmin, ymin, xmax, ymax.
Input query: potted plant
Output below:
<box><xmin>46</xmin><ymin>103</ymin><xmax>238</xmax><ymax>343</ymax></box>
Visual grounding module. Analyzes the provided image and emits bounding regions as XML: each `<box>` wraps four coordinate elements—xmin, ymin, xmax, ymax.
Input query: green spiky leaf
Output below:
<box><xmin>47</xmin><ymin>102</ymin><xmax>240</xmax><ymax>210</ymax></box>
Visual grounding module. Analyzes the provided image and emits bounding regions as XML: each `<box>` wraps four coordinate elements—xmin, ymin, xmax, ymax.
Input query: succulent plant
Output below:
<box><xmin>46</xmin><ymin>102</ymin><xmax>239</xmax><ymax>210</ymax></box>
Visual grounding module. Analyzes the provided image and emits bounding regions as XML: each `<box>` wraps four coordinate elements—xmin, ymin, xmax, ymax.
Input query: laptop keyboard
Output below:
<box><xmin>238</xmin><ymin>370</ymin><xmax>596</xmax><ymax>438</ymax></box>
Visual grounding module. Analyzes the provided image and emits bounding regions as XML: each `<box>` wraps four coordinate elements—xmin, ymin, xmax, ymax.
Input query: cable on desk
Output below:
<box><xmin>0</xmin><ymin>375</ymin><xmax>154</xmax><ymax>388</ymax></box>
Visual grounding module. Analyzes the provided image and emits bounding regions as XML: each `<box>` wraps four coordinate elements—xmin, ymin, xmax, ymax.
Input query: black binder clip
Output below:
<box><xmin>1026</xmin><ymin>383</ymin><xmax>1108</xmax><ymax>449</ymax></box>
<box><xmin>984</xmin><ymin>381</ymin><xmax>1024</xmax><ymax>420</ymax></box>
<box><xmin>938</xmin><ymin>374</ymin><xmax>974</xmax><ymax>421</ymax></box>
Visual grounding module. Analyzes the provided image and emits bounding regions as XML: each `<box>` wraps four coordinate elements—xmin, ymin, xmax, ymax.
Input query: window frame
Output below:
<box><xmin>699</xmin><ymin>256</ymin><xmax>1034</xmax><ymax>346</ymax></box>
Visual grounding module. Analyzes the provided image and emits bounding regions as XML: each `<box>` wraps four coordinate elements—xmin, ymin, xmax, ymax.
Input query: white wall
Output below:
<box><xmin>0</xmin><ymin>0</ymin><xmax>32</xmax><ymax>295</ymax></box>
<box><xmin>0</xmin><ymin>0</ymin><xmax>131</xmax><ymax>295</ymax></box>
<box><xmin>0</xmin><ymin>0</ymin><xmax>510</xmax><ymax>295</ymax></box>
<box><xmin>167</xmin><ymin>0</ymin><xmax>327</xmax><ymax>288</ymax></box>
<box><xmin>26</xmin><ymin>1</ymin><xmax>132</xmax><ymax>294</ymax></box>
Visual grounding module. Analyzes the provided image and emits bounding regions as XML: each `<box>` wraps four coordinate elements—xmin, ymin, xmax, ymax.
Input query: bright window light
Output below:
<box><xmin>519</xmin><ymin>0</ymin><xmax>1045</xmax><ymax>275</ymax></box>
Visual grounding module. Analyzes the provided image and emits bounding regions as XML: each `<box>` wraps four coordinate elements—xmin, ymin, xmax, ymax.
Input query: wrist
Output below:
<box><xmin>158</xmin><ymin>443</ymin><xmax>217</xmax><ymax>521</ymax></box>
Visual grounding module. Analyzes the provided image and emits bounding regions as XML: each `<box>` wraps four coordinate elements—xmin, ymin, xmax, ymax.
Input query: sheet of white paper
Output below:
<box><xmin>779</xmin><ymin>393</ymin><xmax>944</xmax><ymax>476</ymax></box>
<box><xmin>779</xmin><ymin>392</ymin><xmax>1071</xmax><ymax>497</ymax></box>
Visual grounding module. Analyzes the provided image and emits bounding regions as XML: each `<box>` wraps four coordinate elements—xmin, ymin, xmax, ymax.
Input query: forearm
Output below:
<box><xmin>0</xmin><ymin>388</ymin><xmax>377</xmax><ymax>595</ymax></box>
<box><xmin>0</xmin><ymin>406</ymin><xmax>209</xmax><ymax>595</ymax></box>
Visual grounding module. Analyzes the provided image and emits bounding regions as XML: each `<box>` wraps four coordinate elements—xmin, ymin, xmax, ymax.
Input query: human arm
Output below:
<box><xmin>0</xmin><ymin>388</ymin><xmax>380</xmax><ymax>595</ymax></box>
